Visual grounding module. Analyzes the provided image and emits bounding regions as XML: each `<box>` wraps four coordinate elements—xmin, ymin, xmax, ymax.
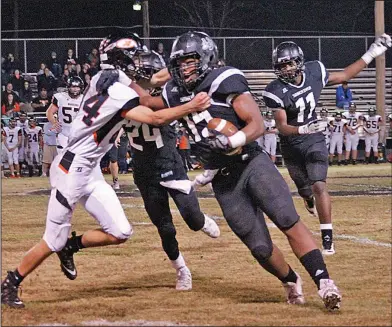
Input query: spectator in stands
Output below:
<box><xmin>42</xmin><ymin>116</ymin><xmax>58</xmax><ymax>177</ymax></box>
<box><xmin>20</xmin><ymin>81</ymin><xmax>33</xmax><ymax>104</ymax></box>
<box><xmin>66</xmin><ymin>62</ymin><xmax>77</xmax><ymax>76</ymax></box>
<box><xmin>4</xmin><ymin>53</ymin><xmax>20</xmax><ymax>74</ymax></box>
<box><xmin>217</xmin><ymin>58</ymin><xmax>226</xmax><ymax>67</ymax></box>
<box><xmin>1</xmin><ymin>57</ymin><xmax>10</xmax><ymax>91</ymax></box>
<box><xmin>87</xmin><ymin>48</ymin><xmax>100</xmax><ymax>74</ymax></box>
<box><xmin>37</xmin><ymin>67</ymin><xmax>57</xmax><ymax>97</ymax></box>
<box><xmin>31</xmin><ymin>87</ymin><xmax>51</xmax><ymax>113</ymax></box>
<box><xmin>2</xmin><ymin>82</ymin><xmax>21</xmax><ymax>106</ymax></box>
<box><xmin>336</xmin><ymin>81</ymin><xmax>353</xmax><ymax>110</ymax></box>
<box><xmin>78</xmin><ymin>63</ymin><xmax>89</xmax><ymax>84</ymax></box>
<box><xmin>84</xmin><ymin>73</ymin><xmax>91</xmax><ymax>85</ymax></box>
<box><xmin>63</xmin><ymin>48</ymin><xmax>77</xmax><ymax>69</ymax></box>
<box><xmin>37</xmin><ymin>63</ymin><xmax>47</xmax><ymax>76</ymax></box>
<box><xmin>2</xmin><ymin>94</ymin><xmax>20</xmax><ymax>117</ymax></box>
<box><xmin>156</xmin><ymin>42</ymin><xmax>169</xmax><ymax>65</ymax></box>
<box><xmin>10</xmin><ymin>69</ymin><xmax>25</xmax><ymax>95</ymax></box>
<box><xmin>58</xmin><ymin>68</ymin><xmax>70</xmax><ymax>87</ymax></box>
<box><xmin>178</xmin><ymin>127</ymin><xmax>194</xmax><ymax>171</ymax></box>
<box><xmin>48</xmin><ymin>51</ymin><xmax>62</xmax><ymax>79</ymax></box>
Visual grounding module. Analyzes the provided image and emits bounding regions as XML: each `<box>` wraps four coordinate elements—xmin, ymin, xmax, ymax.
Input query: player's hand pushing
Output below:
<box><xmin>189</xmin><ymin>92</ymin><xmax>211</xmax><ymax>112</ymax></box>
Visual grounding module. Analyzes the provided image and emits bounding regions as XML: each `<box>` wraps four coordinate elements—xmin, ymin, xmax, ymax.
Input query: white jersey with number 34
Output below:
<box><xmin>66</xmin><ymin>70</ymin><xmax>138</xmax><ymax>161</ymax></box>
<box><xmin>52</xmin><ymin>92</ymin><xmax>83</xmax><ymax>137</ymax></box>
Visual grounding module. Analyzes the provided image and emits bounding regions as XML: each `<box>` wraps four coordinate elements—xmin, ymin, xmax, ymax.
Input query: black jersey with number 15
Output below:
<box><xmin>162</xmin><ymin>66</ymin><xmax>261</xmax><ymax>169</ymax></box>
<box><xmin>262</xmin><ymin>61</ymin><xmax>329</xmax><ymax>145</ymax></box>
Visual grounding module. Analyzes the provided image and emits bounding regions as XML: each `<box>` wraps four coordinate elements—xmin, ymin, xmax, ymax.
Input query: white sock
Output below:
<box><xmin>320</xmin><ymin>223</ymin><xmax>333</xmax><ymax>230</ymax></box>
<box><xmin>171</xmin><ymin>252</ymin><xmax>186</xmax><ymax>270</ymax></box>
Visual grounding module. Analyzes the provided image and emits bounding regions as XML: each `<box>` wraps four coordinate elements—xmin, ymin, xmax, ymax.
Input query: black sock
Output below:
<box><xmin>300</xmin><ymin>249</ymin><xmax>329</xmax><ymax>289</ymax></box>
<box><xmin>279</xmin><ymin>265</ymin><xmax>298</xmax><ymax>284</ymax></box>
<box><xmin>66</xmin><ymin>234</ymin><xmax>85</xmax><ymax>252</ymax></box>
<box><xmin>7</xmin><ymin>269</ymin><xmax>24</xmax><ymax>286</ymax></box>
<box><xmin>321</xmin><ymin>229</ymin><xmax>333</xmax><ymax>244</ymax></box>
<box><xmin>113</xmin><ymin>177</ymin><xmax>118</xmax><ymax>183</ymax></box>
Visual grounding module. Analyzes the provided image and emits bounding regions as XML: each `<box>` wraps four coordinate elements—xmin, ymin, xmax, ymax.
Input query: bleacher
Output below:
<box><xmin>244</xmin><ymin>68</ymin><xmax>392</xmax><ymax>116</ymax></box>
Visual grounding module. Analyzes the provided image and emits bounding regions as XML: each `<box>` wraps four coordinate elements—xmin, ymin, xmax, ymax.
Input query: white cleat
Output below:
<box><xmin>282</xmin><ymin>273</ymin><xmax>305</xmax><ymax>305</ymax></box>
<box><xmin>201</xmin><ymin>215</ymin><xmax>220</xmax><ymax>238</ymax></box>
<box><xmin>112</xmin><ymin>181</ymin><xmax>120</xmax><ymax>190</ymax></box>
<box><xmin>318</xmin><ymin>279</ymin><xmax>341</xmax><ymax>311</ymax></box>
<box><xmin>176</xmin><ymin>266</ymin><xmax>192</xmax><ymax>291</ymax></box>
<box><xmin>322</xmin><ymin>242</ymin><xmax>335</xmax><ymax>256</ymax></box>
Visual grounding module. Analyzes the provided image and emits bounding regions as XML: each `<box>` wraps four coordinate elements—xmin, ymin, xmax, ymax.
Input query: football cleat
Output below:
<box><xmin>176</xmin><ymin>266</ymin><xmax>192</xmax><ymax>291</ymax></box>
<box><xmin>1</xmin><ymin>272</ymin><xmax>25</xmax><ymax>308</ymax></box>
<box><xmin>112</xmin><ymin>180</ymin><xmax>120</xmax><ymax>190</ymax></box>
<box><xmin>282</xmin><ymin>272</ymin><xmax>305</xmax><ymax>305</ymax></box>
<box><xmin>57</xmin><ymin>232</ymin><xmax>78</xmax><ymax>280</ymax></box>
<box><xmin>322</xmin><ymin>241</ymin><xmax>335</xmax><ymax>255</ymax></box>
<box><xmin>201</xmin><ymin>215</ymin><xmax>220</xmax><ymax>238</ymax></box>
<box><xmin>318</xmin><ymin>279</ymin><xmax>341</xmax><ymax>311</ymax></box>
<box><xmin>304</xmin><ymin>197</ymin><xmax>317</xmax><ymax>216</ymax></box>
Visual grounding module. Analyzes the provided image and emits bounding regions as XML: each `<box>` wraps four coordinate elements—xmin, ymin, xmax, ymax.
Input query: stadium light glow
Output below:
<box><xmin>133</xmin><ymin>1</ymin><xmax>142</xmax><ymax>11</ymax></box>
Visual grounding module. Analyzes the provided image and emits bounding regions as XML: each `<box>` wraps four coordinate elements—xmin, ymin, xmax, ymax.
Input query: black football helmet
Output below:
<box><xmin>368</xmin><ymin>107</ymin><xmax>376</xmax><ymax>116</ymax></box>
<box><xmin>169</xmin><ymin>31</ymin><xmax>218</xmax><ymax>92</ymax></box>
<box><xmin>99</xmin><ymin>31</ymin><xmax>145</xmax><ymax>74</ymax></box>
<box><xmin>334</xmin><ymin>112</ymin><xmax>343</xmax><ymax>121</ymax></box>
<box><xmin>272</xmin><ymin>41</ymin><xmax>304</xmax><ymax>84</ymax></box>
<box><xmin>133</xmin><ymin>50</ymin><xmax>166</xmax><ymax>80</ymax></box>
<box><xmin>67</xmin><ymin>76</ymin><xmax>84</xmax><ymax>98</ymax></box>
<box><xmin>320</xmin><ymin>107</ymin><xmax>328</xmax><ymax>118</ymax></box>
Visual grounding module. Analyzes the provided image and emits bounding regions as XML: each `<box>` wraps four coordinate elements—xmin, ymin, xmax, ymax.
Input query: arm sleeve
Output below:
<box><xmin>52</xmin><ymin>94</ymin><xmax>59</xmax><ymax>107</ymax></box>
<box><xmin>317</xmin><ymin>61</ymin><xmax>329</xmax><ymax>87</ymax></box>
<box><xmin>262</xmin><ymin>87</ymin><xmax>284</xmax><ymax>109</ymax></box>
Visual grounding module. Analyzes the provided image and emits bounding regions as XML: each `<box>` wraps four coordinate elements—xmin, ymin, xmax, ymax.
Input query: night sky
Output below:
<box><xmin>1</xmin><ymin>0</ymin><xmax>391</xmax><ymax>38</ymax></box>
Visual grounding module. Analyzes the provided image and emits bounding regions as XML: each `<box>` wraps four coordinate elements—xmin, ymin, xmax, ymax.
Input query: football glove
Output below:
<box><xmin>298</xmin><ymin>119</ymin><xmax>328</xmax><ymax>135</ymax></box>
<box><xmin>362</xmin><ymin>33</ymin><xmax>391</xmax><ymax>65</ymax></box>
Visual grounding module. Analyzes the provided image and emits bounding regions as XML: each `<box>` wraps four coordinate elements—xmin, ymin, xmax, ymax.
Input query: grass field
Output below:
<box><xmin>1</xmin><ymin>164</ymin><xmax>391</xmax><ymax>326</ymax></box>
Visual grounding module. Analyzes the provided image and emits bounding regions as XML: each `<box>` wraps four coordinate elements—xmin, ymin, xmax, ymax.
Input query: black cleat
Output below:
<box><xmin>57</xmin><ymin>231</ymin><xmax>79</xmax><ymax>280</ymax></box>
<box><xmin>1</xmin><ymin>273</ymin><xmax>25</xmax><ymax>308</ymax></box>
<box><xmin>304</xmin><ymin>197</ymin><xmax>316</xmax><ymax>216</ymax></box>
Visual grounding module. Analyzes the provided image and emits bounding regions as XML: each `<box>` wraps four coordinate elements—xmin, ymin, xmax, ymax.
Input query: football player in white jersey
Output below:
<box><xmin>318</xmin><ymin>108</ymin><xmax>332</xmax><ymax>149</ymax></box>
<box><xmin>25</xmin><ymin>118</ymin><xmax>43</xmax><ymax>177</ymax></box>
<box><xmin>1</xmin><ymin>31</ymin><xmax>211</xmax><ymax>308</ymax></box>
<box><xmin>3</xmin><ymin>118</ymin><xmax>22</xmax><ymax>178</ymax></box>
<box><xmin>342</xmin><ymin>102</ymin><xmax>363</xmax><ymax>165</ymax></box>
<box><xmin>16</xmin><ymin>112</ymin><xmax>29</xmax><ymax>174</ymax></box>
<box><xmin>263</xmin><ymin>111</ymin><xmax>278</xmax><ymax>162</ymax></box>
<box><xmin>363</xmin><ymin>107</ymin><xmax>382</xmax><ymax>164</ymax></box>
<box><xmin>329</xmin><ymin>112</ymin><xmax>349</xmax><ymax>166</ymax></box>
<box><xmin>46</xmin><ymin>76</ymin><xmax>84</xmax><ymax>153</ymax></box>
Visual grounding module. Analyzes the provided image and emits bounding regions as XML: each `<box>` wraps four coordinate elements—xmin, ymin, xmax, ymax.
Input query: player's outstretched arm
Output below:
<box><xmin>125</xmin><ymin>92</ymin><xmax>210</xmax><ymax>126</ymax></box>
<box><xmin>46</xmin><ymin>103</ymin><xmax>58</xmax><ymax>124</ymax></box>
<box><xmin>231</xmin><ymin>93</ymin><xmax>265</xmax><ymax>145</ymax></box>
<box><xmin>274</xmin><ymin>109</ymin><xmax>327</xmax><ymax>135</ymax></box>
<box><xmin>131</xmin><ymin>82</ymin><xmax>166</xmax><ymax>110</ymax></box>
<box><xmin>327</xmin><ymin>33</ymin><xmax>391</xmax><ymax>86</ymax></box>
<box><xmin>150</xmin><ymin>68</ymin><xmax>171</xmax><ymax>87</ymax></box>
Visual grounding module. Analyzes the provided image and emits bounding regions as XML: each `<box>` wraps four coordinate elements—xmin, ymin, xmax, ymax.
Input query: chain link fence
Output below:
<box><xmin>2</xmin><ymin>35</ymin><xmax>391</xmax><ymax>73</ymax></box>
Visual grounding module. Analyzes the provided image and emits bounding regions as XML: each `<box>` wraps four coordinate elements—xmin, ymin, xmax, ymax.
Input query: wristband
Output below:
<box><xmin>228</xmin><ymin>131</ymin><xmax>246</xmax><ymax>148</ymax></box>
<box><xmin>361</xmin><ymin>52</ymin><xmax>374</xmax><ymax>65</ymax></box>
<box><xmin>298</xmin><ymin>125</ymin><xmax>309</xmax><ymax>135</ymax></box>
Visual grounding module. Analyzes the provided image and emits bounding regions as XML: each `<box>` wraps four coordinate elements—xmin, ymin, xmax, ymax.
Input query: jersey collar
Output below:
<box><xmin>288</xmin><ymin>72</ymin><xmax>306</xmax><ymax>89</ymax></box>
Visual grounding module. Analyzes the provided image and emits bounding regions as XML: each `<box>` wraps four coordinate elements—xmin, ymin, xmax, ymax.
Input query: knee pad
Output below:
<box><xmin>43</xmin><ymin>222</ymin><xmax>71</xmax><ymax>252</ymax></box>
<box><xmin>307</xmin><ymin>151</ymin><xmax>328</xmax><ymax>163</ymax></box>
<box><xmin>251</xmin><ymin>244</ymin><xmax>273</xmax><ymax>264</ymax></box>
<box><xmin>158</xmin><ymin>222</ymin><xmax>177</xmax><ymax>240</ymax></box>
<box><xmin>298</xmin><ymin>186</ymin><xmax>313</xmax><ymax>199</ymax></box>
<box><xmin>110</xmin><ymin>221</ymin><xmax>133</xmax><ymax>240</ymax></box>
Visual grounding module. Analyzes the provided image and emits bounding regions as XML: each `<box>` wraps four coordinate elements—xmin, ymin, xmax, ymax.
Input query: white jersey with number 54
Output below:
<box><xmin>52</xmin><ymin>92</ymin><xmax>83</xmax><ymax>137</ymax></box>
<box><xmin>66</xmin><ymin>70</ymin><xmax>138</xmax><ymax>161</ymax></box>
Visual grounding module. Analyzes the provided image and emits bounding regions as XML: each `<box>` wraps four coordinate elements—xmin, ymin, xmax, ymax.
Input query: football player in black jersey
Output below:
<box><xmin>126</xmin><ymin>50</ymin><xmax>220</xmax><ymax>291</ymax></box>
<box><xmin>139</xmin><ymin>31</ymin><xmax>342</xmax><ymax>310</ymax></box>
<box><xmin>263</xmin><ymin>35</ymin><xmax>391</xmax><ymax>255</ymax></box>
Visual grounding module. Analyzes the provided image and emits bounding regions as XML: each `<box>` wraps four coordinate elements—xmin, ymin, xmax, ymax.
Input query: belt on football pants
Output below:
<box><xmin>58</xmin><ymin>150</ymin><xmax>75</xmax><ymax>174</ymax></box>
<box><xmin>218</xmin><ymin>150</ymin><xmax>261</xmax><ymax>177</ymax></box>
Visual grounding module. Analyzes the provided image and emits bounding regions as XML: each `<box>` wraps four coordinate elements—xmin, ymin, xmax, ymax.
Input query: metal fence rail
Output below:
<box><xmin>2</xmin><ymin>35</ymin><xmax>391</xmax><ymax>73</ymax></box>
